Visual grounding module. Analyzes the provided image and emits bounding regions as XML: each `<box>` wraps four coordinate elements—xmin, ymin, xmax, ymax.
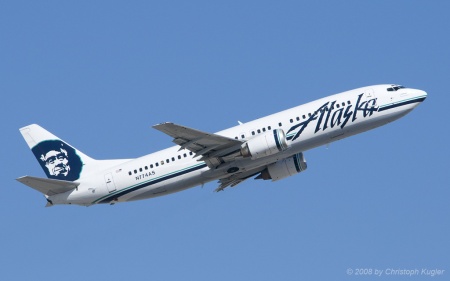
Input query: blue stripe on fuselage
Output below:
<box><xmin>378</xmin><ymin>96</ymin><xmax>426</xmax><ymax>112</ymax></box>
<box><xmin>95</xmin><ymin>163</ymin><xmax>207</xmax><ymax>204</ymax></box>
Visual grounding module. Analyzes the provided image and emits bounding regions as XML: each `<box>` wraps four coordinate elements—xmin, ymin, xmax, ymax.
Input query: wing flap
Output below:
<box><xmin>16</xmin><ymin>176</ymin><xmax>79</xmax><ymax>196</ymax></box>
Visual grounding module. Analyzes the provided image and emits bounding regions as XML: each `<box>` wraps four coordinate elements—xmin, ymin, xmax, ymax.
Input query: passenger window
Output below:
<box><xmin>278</xmin><ymin>122</ymin><xmax>282</xmax><ymax>127</ymax></box>
<box><xmin>139</xmin><ymin>168</ymin><xmax>143</xmax><ymax>172</ymax></box>
<box><xmin>166</xmin><ymin>159</ymin><xmax>169</xmax><ymax>163</ymax></box>
<box><xmin>252</xmin><ymin>131</ymin><xmax>255</xmax><ymax>135</ymax></box>
<box><xmin>183</xmin><ymin>153</ymin><xmax>187</xmax><ymax>157</ymax></box>
<box><xmin>296</xmin><ymin>117</ymin><xmax>300</xmax><ymax>121</ymax></box>
<box><xmin>302</xmin><ymin>115</ymin><xmax>306</xmax><ymax>119</ymax></box>
<box><xmin>257</xmin><ymin>129</ymin><xmax>261</xmax><ymax>133</ymax></box>
<box><xmin>178</xmin><ymin>155</ymin><xmax>181</xmax><ymax>160</ymax></box>
<box><xmin>155</xmin><ymin>163</ymin><xmax>159</xmax><ymax>167</ymax></box>
<box><xmin>189</xmin><ymin>152</ymin><xmax>193</xmax><ymax>155</ymax></box>
<box><xmin>134</xmin><ymin>170</ymin><xmax>137</xmax><ymax>174</ymax></box>
<box><xmin>145</xmin><ymin>166</ymin><xmax>148</xmax><ymax>170</ymax></box>
<box><xmin>128</xmin><ymin>171</ymin><xmax>132</xmax><ymax>176</ymax></box>
<box><xmin>268</xmin><ymin>126</ymin><xmax>271</xmax><ymax>130</ymax></box>
<box><xmin>262</xmin><ymin>128</ymin><xmax>266</xmax><ymax>132</ymax></box>
<box><xmin>347</xmin><ymin>100</ymin><xmax>351</xmax><ymax>105</ymax></box>
<box><xmin>290</xmin><ymin>119</ymin><xmax>293</xmax><ymax>123</ymax></box>
<box><xmin>150</xmin><ymin>164</ymin><xmax>154</xmax><ymax>168</ymax></box>
<box><xmin>241</xmin><ymin>134</ymin><xmax>245</xmax><ymax>139</ymax></box>
<box><xmin>172</xmin><ymin>157</ymin><xmax>175</xmax><ymax>161</ymax></box>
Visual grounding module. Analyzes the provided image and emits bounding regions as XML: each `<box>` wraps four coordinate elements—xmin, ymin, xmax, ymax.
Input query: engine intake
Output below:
<box><xmin>257</xmin><ymin>153</ymin><xmax>307</xmax><ymax>181</ymax></box>
<box><xmin>240</xmin><ymin>129</ymin><xmax>288</xmax><ymax>159</ymax></box>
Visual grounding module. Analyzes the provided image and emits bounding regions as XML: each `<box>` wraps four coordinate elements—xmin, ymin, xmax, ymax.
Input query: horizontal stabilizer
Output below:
<box><xmin>16</xmin><ymin>176</ymin><xmax>79</xmax><ymax>196</ymax></box>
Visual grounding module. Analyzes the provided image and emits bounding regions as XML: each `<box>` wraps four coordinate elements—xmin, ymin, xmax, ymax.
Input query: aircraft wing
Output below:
<box><xmin>16</xmin><ymin>176</ymin><xmax>79</xmax><ymax>196</ymax></box>
<box><xmin>153</xmin><ymin>122</ymin><xmax>243</xmax><ymax>160</ymax></box>
<box><xmin>215</xmin><ymin>168</ymin><xmax>265</xmax><ymax>192</ymax></box>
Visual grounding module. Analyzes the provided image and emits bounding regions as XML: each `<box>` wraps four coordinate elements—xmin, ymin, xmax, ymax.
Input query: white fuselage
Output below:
<box><xmin>49</xmin><ymin>84</ymin><xmax>426</xmax><ymax>206</ymax></box>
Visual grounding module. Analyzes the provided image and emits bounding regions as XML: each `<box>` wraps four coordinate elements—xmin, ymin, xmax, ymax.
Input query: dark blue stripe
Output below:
<box><xmin>97</xmin><ymin>163</ymin><xmax>207</xmax><ymax>204</ymax></box>
<box><xmin>293</xmin><ymin>154</ymin><xmax>301</xmax><ymax>173</ymax></box>
<box><xmin>273</xmin><ymin>130</ymin><xmax>282</xmax><ymax>151</ymax></box>
<box><xmin>379</xmin><ymin>97</ymin><xmax>426</xmax><ymax>112</ymax></box>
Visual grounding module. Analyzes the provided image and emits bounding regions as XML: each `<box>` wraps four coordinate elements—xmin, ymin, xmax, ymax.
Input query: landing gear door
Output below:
<box><xmin>105</xmin><ymin>173</ymin><xmax>117</xmax><ymax>193</ymax></box>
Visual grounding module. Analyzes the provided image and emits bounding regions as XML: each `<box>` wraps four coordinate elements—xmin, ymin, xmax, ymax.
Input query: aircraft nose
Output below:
<box><xmin>406</xmin><ymin>88</ymin><xmax>427</xmax><ymax>109</ymax></box>
<box><xmin>415</xmin><ymin>89</ymin><xmax>427</xmax><ymax>102</ymax></box>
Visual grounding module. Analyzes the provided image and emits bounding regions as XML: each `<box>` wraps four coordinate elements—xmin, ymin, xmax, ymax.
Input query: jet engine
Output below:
<box><xmin>257</xmin><ymin>153</ymin><xmax>307</xmax><ymax>181</ymax></box>
<box><xmin>240</xmin><ymin>129</ymin><xmax>288</xmax><ymax>159</ymax></box>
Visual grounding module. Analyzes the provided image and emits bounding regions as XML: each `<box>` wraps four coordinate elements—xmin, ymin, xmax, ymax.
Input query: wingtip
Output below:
<box><xmin>16</xmin><ymin>176</ymin><xmax>28</xmax><ymax>183</ymax></box>
<box><xmin>152</xmin><ymin>122</ymin><xmax>174</xmax><ymax>128</ymax></box>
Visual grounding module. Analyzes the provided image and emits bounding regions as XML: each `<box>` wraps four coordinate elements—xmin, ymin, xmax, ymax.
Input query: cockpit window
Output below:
<box><xmin>387</xmin><ymin>85</ymin><xmax>406</xmax><ymax>91</ymax></box>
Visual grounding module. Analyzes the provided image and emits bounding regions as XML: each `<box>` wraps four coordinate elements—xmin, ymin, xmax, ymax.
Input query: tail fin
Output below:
<box><xmin>20</xmin><ymin>124</ymin><xmax>97</xmax><ymax>181</ymax></box>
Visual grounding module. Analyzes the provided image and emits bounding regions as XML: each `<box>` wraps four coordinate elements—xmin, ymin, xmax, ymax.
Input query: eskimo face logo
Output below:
<box><xmin>41</xmin><ymin>149</ymin><xmax>70</xmax><ymax>177</ymax></box>
<box><xmin>32</xmin><ymin>140</ymin><xmax>83</xmax><ymax>181</ymax></box>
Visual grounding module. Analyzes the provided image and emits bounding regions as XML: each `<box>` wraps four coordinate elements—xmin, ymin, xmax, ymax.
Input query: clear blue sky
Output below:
<box><xmin>1</xmin><ymin>1</ymin><xmax>448</xmax><ymax>280</ymax></box>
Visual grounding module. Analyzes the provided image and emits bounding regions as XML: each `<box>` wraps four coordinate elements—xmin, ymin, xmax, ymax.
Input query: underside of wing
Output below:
<box><xmin>215</xmin><ymin>167</ymin><xmax>265</xmax><ymax>192</ymax></box>
<box><xmin>153</xmin><ymin>122</ymin><xmax>243</xmax><ymax>165</ymax></box>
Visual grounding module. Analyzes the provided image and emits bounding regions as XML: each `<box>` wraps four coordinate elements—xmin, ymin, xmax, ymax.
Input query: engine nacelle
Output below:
<box><xmin>240</xmin><ymin>129</ymin><xmax>288</xmax><ymax>160</ymax></box>
<box><xmin>258</xmin><ymin>153</ymin><xmax>307</xmax><ymax>181</ymax></box>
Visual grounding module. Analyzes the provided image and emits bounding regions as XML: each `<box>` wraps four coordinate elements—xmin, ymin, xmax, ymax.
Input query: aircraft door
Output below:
<box><xmin>104</xmin><ymin>173</ymin><xmax>117</xmax><ymax>192</ymax></box>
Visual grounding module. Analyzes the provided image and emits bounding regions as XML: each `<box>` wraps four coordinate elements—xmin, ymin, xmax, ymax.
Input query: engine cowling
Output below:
<box><xmin>240</xmin><ymin>129</ymin><xmax>288</xmax><ymax>159</ymax></box>
<box><xmin>258</xmin><ymin>153</ymin><xmax>307</xmax><ymax>181</ymax></box>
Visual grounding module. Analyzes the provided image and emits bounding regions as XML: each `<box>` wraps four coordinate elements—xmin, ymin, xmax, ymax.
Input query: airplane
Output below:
<box><xmin>17</xmin><ymin>84</ymin><xmax>427</xmax><ymax>207</ymax></box>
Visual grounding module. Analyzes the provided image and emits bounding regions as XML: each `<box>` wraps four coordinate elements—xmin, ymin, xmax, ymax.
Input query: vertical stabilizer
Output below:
<box><xmin>20</xmin><ymin>124</ymin><xmax>96</xmax><ymax>181</ymax></box>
